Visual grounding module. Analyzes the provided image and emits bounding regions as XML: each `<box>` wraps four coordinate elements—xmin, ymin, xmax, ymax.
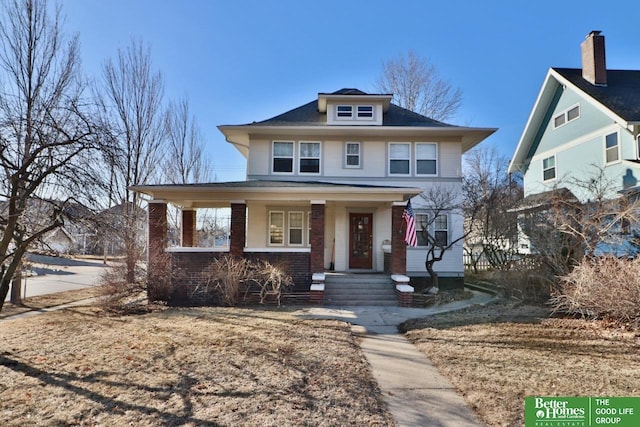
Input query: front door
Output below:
<box><xmin>349</xmin><ymin>213</ymin><xmax>373</xmax><ymax>269</ymax></box>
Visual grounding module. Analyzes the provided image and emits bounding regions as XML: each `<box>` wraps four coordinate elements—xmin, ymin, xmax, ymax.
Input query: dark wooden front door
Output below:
<box><xmin>349</xmin><ymin>213</ymin><xmax>373</xmax><ymax>269</ymax></box>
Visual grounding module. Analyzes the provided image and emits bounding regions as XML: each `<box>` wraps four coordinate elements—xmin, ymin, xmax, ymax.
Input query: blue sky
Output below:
<box><xmin>63</xmin><ymin>0</ymin><xmax>640</xmax><ymax>182</ymax></box>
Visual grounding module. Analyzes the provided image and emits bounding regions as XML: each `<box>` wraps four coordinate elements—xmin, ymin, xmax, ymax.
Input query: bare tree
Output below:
<box><xmin>0</xmin><ymin>0</ymin><xmax>98</xmax><ymax>310</ymax></box>
<box><xmin>98</xmin><ymin>39</ymin><xmax>164</xmax><ymax>283</ymax></box>
<box><xmin>376</xmin><ymin>50</ymin><xmax>462</xmax><ymax>121</ymax></box>
<box><xmin>463</xmin><ymin>145</ymin><xmax>523</xmax><ymax>271</ymax></box>
<box><xmin>417</xmin><ymin>186</ymin><xmax>472</xmax><ymax>289</ymax></box>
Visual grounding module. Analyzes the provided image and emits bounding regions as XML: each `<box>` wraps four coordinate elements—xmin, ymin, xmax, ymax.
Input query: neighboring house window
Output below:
<box><xmin>336</xmin><ymin>105</ymin><xmax>353</xmax><ymax>119</ymax></box>
<box><xmin>434</xmin><ymin>214</ymin><xmax>448</xmax><ymax>246</ymax></box>
<box><xmin>288</xmin><ymin>211</ymin><xmax>304</xmax><ymax>245</ymax></box>
<box><xmin>389</xmin><ymin>143</ymin><xmax>411</xmax><ymax>175</ymax></box>
<box><xmin>357</xmin><ymin>105</ymin><xmax>374</xmax><ymax>119</ymax></box>
<box><xmin>415</xmin><ymin>143</ymin><xmax>437</xmax><ymax>175</ymax></box>
<box><xmin>345</xmin><ymin>142</ymin><xmax>361</xmax><ymax>168</ymax></box>
<box><xmin>553</xmin><ymin>104</ymin><xmax>580</xmax><ymax>129</ymax></box>
<box><xmin>542</xmin><ymin>156</ymin><xmax>556</xmax><ymax>181</ymax></box>
<box><xmin>269</xmin><ymin>211</ymin><xmax>285</xmax><ymax>245</ymax></box>
<box><xmin>605</xmin><ymin>132</ymin><xmax>619</xmax><ymax>163</ymax></box>
<box><xmin>273</xmin><ymin>141</ymin><xmax>294</xmax><ymax>173</ymax></box>
<box><xmin>299</xmin><ymin>141</ymin><xmax>320</xmax><ymax>173</ymax></box>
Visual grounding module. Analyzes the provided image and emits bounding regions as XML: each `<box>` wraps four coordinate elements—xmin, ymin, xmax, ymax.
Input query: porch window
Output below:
<box><xmin>345</xmin><ymin>142</ymin><xmax>361</xmax><ymax>168</ymax></box>
<box><xmin>415</xmin><ymin>143</ymin><xmax>437</xmax><ymax>175</ymax></box>
<box><xmin>434</xmin><ymin>214</ymin><xmax>448</xmax><ymax>246</ymax></box>
<box><xmin>299</xmin><ymin>141</ymin><xmax>320</xmax><ymax>174</ymax></box>
<box><xmin>542</xmin><ymin>155</ymin><xmax>556</xmax><ymax>181</ymax></box>
<box><xmin>288</xmin><ymin>211</ymin><xmax>304</xmax><ymax>245</ymax></box>
<box><xmin>605</xmin><ymin>132</ymin><xmax>619</xmax><ymax>163</ymax></box>
<box><xmin>269</xmin><ymin>211</ymin><xmax>285</xmax><ymax>245</ymax></box>
<box><xmin>307</xmin><ymin>211</ymin><xmax>311</xmax><ymax>245</ymax></box>
<box><xmin>416</xmin><ymin>214</ymin><xmax>429</xmax><ymax>246</ymax></box>
<box><xmin>273</xmin><ymin>141</ymin><xmax>294</xmax><ymax>173</ymax></box>
<box><xmin>389</xmin><ymin>143</ymin><xmax>410</xmax><ymax>175</ymax></box>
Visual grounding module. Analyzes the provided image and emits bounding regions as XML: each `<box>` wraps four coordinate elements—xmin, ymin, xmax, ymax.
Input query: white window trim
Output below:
<box><xmin>307</xmin><ymin>211</ymin><xmax>311</xmax><ymax>246</ymax></box>
<box><xmin>272</xmin><ymin>141</ymin><xmax>295</xmax><ymax>175</ymax></box>
<box><xmin>542</xmin><ymin>155</ymin><xmax>556</xmax><ymax>182</ymax></box>
<box><xmin>605</xmin><ymin>131</ymin><xmax>621</xmax><ymax>165</ymax></box>
<box><xmin>336</xmin><ymin>105</ymin><xmax>354</xmax><ymax>120</ymax></box>
<box><xmin>299</xmin><ymin>141</ymin><xmax>321</xmax><ymax>174</ymax></box>
<box><xmin>268</xmin><ymin>211</ymin><xmax>285</xmax><ymax>246</ymax></box>
<box><xmin>636</xmin><ymin>134</ymin><xmax>640</xmax><ymax>160</ymax></box>
<box><xmin>344</xmin><ymin>141</ymin><xmax>361</xmax><ymax>169</ymax></box>
<box><xmin>388</xmin><ymin>142</ymin><xmax>411</xmax><ymax>176</ymax></box>
<box><xmin>288</xmin><ymin>211</ymin><xmax>304</xmax><ymax>246</ymax></box>
<box><xmin>415</xmin><ymin>142</ymin><xmax>438</xmax><ymax>176</ymax></box>
<box><xmin>356</xmin><ymin>105</ymin><xmax>374</xmax><ymax>120</ymax></box>
<box><xmin>553</xmin><ymin>103</ymin><xmax>580</xmax><ymax>129</ymax></box>
<box><xmin>434</xmin><ymin>214</ymin><xmax>449</xmax><ymax>246</ymax></box>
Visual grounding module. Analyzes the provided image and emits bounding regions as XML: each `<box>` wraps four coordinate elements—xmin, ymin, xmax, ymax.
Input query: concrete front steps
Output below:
<box><xmin>323</xmin><ymin>273</ymin><xmax>398</xmax><ymax>306</ymax></box>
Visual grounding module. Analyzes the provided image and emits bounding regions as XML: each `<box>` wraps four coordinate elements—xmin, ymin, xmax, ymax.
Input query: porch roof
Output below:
<box><xmin>130</xmin><ymin>180</ymin><xmax>423</xmax><ymax>208</ymax></box>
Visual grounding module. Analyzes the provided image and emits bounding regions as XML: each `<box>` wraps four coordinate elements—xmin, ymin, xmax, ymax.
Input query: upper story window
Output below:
<box><xmin>389</xmin><ymin>143</ymin><xmax>411</xmax><ymax>175</ymax></box>
<box><xmin>345</xmin><ymin>142</ymin><xmax>361</xmax><ymax>168</ymax></box>
<box><xmin>357</xmin><ymin>105</ymin><xmax>374</xmax><ymax>119</ymax></box>
<box><xmin>542</xmin><ymin>155</ymin><xmax>556</xmax><ymax>181</ymax></box>
<box><xmin>336</xmin><ymin>105</ymin><xmax>353</xmax><ymax>119</ymax></box>
<box><xmin>416</xmin><ymin>143</ymin><xmax>437</xmax><ymax>175</ymax></box>
<box><xmin>605</xmin><ymin>132</ymin><xmax>619</xmax><ymax>163</ymax></box>
<box><xmin>553</xmin><ymin>104</ymin><xmax>580</xmax><ymax>129</ymax></box>
<box><xmin>273</xmin><ymin>141</ymin><xmax>294</xmax><ymax>174</ymax></box>
<box><xmin>299</xmin><ymin>142</ymin><xmax>320</xmax><ymax>173</ymax></box>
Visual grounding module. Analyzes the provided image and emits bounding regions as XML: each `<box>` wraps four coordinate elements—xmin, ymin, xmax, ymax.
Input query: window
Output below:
<box><xmin>434</xmin><ymin>215</ymin><xmax>448</xmax><ymax>247</ymax></box>
<box><xmin>273</xmin><ymin>141</ymin><xmax>294</xmax><ymax>173</ymax></box>
<box><xmin>345</xmin><ymin>142</ymin><xmax>361</xmax><ymax>168</ymax></box>
<box><xmin>299</xmin><ymin>142</ymin><xmax>320</xmax><ymax>173</ymax></box>
<box><xmin>336</xmin><ymin>105</ymin><xmax>353</xmax><ymax>119</ymax></box>
<box><xmin>288</xmin><ymin>211</ymin><xmax>304</xmax><ymax>245</ymax></box>
<box><xmin>553</xmin><ymin>104</ymin><xmax>580</xmax><ymax>129</ymax></box>
<box><xmin>416</xmin><ymin>143</ymin><xmax>437</xmax><ymax>175</ymax></box>
<box><xmin>416</xmin><ymin>214</ymin><xmax>429</xmax><ymax>246</ymax></box>
<box><xmin>357</xmin><ymin>105</ymin><xmax>374</xmax><ymax>119</ymax></box>
<box><xmin>269</xmin><ymin>211</ymin><xmax>284</xmax><ymax>245</ymax></box>
<box><xmin>307</xmin><ymin>211</ymin><xmax>311</xmax><ymax>245</ymax></box>
<box><xmin>542</xmin><ymin>156</ymin><xmax>556</xmax><ymax>181</ymax></box>
<box><xmin>389</xmin><ymin>143</ymin><xmax>410</xmax><ymax>174</ymax></box>
<box><xmin>605</xmin><ymin>132</ymin><xmax>619</xmax><ymax>163</ymax></box>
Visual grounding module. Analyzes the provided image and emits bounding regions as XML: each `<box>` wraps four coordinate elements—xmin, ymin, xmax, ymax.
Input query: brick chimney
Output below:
<box><xmin>581</xmin><ymin>31</ymin><xmax>607</xmax><ymax>86</ymax></box>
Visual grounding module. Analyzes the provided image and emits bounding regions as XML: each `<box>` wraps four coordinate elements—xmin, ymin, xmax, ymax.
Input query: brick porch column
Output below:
<box><xmin>148</xmin><ymin>199</ymin><xmax>169</xmax><ymax>301</ymax></box>
<box><xmin>391</xmin><ymin>202</ymin><xmax>407</xmax><ymax>275</ymax></box>
<box><xmin>230</xmin><ymin>201</ymin><xmax>246</xmax><ymax>258</ymax></box>
<box><xmin>311</xmin><ymin>201</ymin><xmax>326</xmax><ymax>272</ymax></box>
<box><xmin>181</xmin><ymin>209</ymin><xmax>196</xmax><ymax>247</ymax></box>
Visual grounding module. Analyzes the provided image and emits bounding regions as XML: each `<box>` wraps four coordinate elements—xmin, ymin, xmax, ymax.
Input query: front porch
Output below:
<box><xmin>134</xmin><ymin>181</ymin><xmax>422</xmax><ymax>306</ymax></box>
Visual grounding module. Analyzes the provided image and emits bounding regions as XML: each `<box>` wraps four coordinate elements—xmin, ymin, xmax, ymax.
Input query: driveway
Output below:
<box><xmin>4</xmin><ymin>254</ymin><xmax>106</xmax><ymax>302</ymax></box>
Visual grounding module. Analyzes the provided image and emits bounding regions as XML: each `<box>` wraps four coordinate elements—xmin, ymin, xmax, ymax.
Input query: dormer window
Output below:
<box><xmin>357</xmin><ymin>105</ymin><xmax>374</xmax><ymax>119</ymax></box>
<box><xmin>336</xmin><ymin>105</ymin><xmax>353</xmax><ymax>119</ymax></box>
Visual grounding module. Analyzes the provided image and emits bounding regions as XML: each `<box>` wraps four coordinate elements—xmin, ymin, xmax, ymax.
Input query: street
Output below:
<box><xmin>4</xmin><ymin>254</ymin><xmax>107</xmax><ymax>302</ymax></box>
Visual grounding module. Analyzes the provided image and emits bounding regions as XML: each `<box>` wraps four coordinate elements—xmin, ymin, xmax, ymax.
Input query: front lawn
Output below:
<box><xmin>401</xmin><ymin>302</ymin><xmax>640</xmax><ymax>427</ymax></box>
<box><xmin>0</xmin><ymin>306</ymin><xmax>394</xmax><ymax>426</ymax></box>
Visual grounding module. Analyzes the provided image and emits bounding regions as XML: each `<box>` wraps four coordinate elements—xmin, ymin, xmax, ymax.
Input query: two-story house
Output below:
<box><xmin>133</xmin><ymin>89</ymin><xmax>495</xmax><ymax>305</ymax></box>
<box><xmin>509</xmin><ymin>31</ymin><xmax>640</xmax><ymax>254</ymax></box>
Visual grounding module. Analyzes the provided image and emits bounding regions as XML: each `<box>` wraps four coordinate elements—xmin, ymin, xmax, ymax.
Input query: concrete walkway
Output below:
<box><xmin>293</xmin><ymin>290</ymin><xmax>495</xmax><ymax>427</ymax></box>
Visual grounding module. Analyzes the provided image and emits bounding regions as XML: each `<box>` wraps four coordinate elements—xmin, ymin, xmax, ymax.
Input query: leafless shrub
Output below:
<box><xmin>551</xmin><ymin>257</ymin><xmax>640</xmax><ymax>326</ymax></box>
<box><xmin>478</xmin><ymin>267</ymin><xmax>555</xmax><ymax>304</ymax></box>
<box><xmin>98</xmin><ymin>262</ymin><xmax>149</xmax><ymax>313</ymax></box>
<box><xmin>202</xmin><ymin>256</ymin><xmax>293</xmax><ymax>306</ymax></box>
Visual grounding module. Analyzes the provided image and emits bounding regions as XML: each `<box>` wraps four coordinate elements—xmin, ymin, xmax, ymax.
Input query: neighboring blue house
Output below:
<box><xmin>509</xmin><ymin>31</ymin><xmax>640</xmax><ymax>254</ymax></box>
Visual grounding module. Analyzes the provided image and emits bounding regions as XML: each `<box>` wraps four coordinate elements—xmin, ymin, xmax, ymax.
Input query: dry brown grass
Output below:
<box><xmin>0</xmin><ymin>287</ymin><xmax>101</xmax><ymax>319</ymax></box>
<box><xmin>0</xmin><ymin>305</ymin><xmax>394</xmax><ymax>426</ymax></box>
<box><xmin>401</xmin><ymin>302</ymin><xmax>640</xmax><ymax>427</ymax></box>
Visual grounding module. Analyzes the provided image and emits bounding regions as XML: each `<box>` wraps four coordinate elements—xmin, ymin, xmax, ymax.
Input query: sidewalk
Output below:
<box><xmin>294</xmin><ymin>289</ymin><xmax>495</xmax><ymax>427</ymax></box>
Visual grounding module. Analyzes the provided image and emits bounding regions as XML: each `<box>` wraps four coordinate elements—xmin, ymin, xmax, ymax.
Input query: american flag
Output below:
<box><xmin>402</xmin><ymin>200</ymin><xmax>418</xmax><ymax>247</ymax></box>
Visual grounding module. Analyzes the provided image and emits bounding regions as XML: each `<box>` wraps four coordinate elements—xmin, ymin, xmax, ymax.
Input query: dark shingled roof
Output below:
<box><xmin>250</xmin><ymin>88</ymin><xmax>455</xmax><ymax>128</ymax></box>
<box><xmin>554</xmin><ymin>68</ymin><xmax>640</xmax><ymax>123</ymax></box>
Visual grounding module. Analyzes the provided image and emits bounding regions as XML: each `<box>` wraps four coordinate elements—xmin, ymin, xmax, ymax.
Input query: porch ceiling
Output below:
<box><xmin>130</xmin><ymin>181</ymin><xmax>423</xmax><ymax>208</ymax></box>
